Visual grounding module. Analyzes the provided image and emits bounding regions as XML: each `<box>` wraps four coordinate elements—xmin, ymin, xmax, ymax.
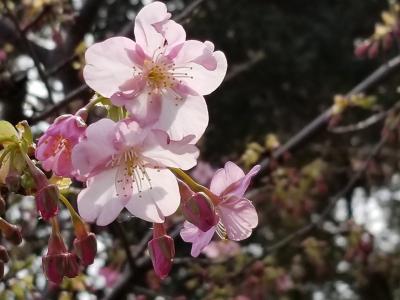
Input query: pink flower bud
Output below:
<box><xmin>354</xmin><ymin>41</ymin><xmax>371</xmax><ymax>58</ymax></box>
<box><xmin>73</xmin><ymin>232</ymin><xmax>97</xmax><ymax>266</ymax></box>
<box><xmin>368</xmin><ymin>42</ymin><xmax>379</xmax><ymax>59</ymax></box>
<box><xmin>0</xmin><ymin>245</ymin><xmax>9</xmax><ymax>263</ymax></box>
<box><xmin>181</xmin><ymin>192</ymin><xmax>218</xmax><ymax>232</ymax></box>
<box><xmin>64</xmin><ymin>252</ymin><xmax>80</xmax><ymax>278</ymax></box>
<box><xmin>42</xmin><ymin>253</ymin><xmax>67</xmax><ymax>284</ymax></box>
<box><xmin>148</xmin><ymin>235</ymin><xmax>175</xmax><ymax>280</ymax></box>
<box><xmin>35</xmin><ymin>184</ymin><xmax>59</xmax><ymax>220</ymax></box>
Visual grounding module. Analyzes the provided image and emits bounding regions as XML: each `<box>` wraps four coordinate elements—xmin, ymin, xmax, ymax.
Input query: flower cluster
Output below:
<box><xmin>33</xmin><ymin>1</ymin><xmax>260</xmax><ymax>280</ymax></box>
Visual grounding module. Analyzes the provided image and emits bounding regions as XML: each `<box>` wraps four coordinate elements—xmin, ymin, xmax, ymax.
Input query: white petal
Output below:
<box><xmin>125</xmin><ymin>168</ymin><xmax>179</xmax><ymax>223</ymax></box>
<box><xmin>77</xmin><ymin>168</ymin><xmax>124</xmax><ymax>226</ymax></box>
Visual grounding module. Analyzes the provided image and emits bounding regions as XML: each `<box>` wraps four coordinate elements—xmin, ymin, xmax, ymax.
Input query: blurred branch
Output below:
<box><xmin>224</xmin><ymin>51</ymin><xmax>266</xmax><ymax>82</ymax></box>
<box><xmin>174</xmin><ymin>0</ymin><xmax>205</xmax><ymax>23</ymax></box>
<box><xmin>259</xmin><ymin>54</ymin><xmax>400</xmax><ymax>173</ymax></box>
<box><xmin>329</xmin><ymin>110</ymin><xmax>389</xmax><ymax>134</ymax></box>
<box><xmin>1</xmin><ymin>0</ymin><xmax>54</xmax><ymax>104</ymax></box>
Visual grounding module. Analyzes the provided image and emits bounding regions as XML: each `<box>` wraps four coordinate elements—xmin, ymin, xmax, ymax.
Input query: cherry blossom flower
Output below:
<box><xmin>36</xmin><ymin>114</ymin><xmax>86</xmax><ymax>178</ymax></box>
<box><xmin>180</xmin><ymin>162</ymin><xmax>260</xmax><ymax>257</ymax></box>
<box><xmin>72</xmin><ymin>118</ymin><xmax>198</xmax><ymax>225</ymax></box>
<box><xmin>83</xmin><ymin>1</ymin><xmax>227</xmax><ymax>142</ymax></box>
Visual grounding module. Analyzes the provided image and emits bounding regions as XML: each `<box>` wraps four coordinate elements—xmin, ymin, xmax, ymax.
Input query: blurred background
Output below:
<box><xmin>2</xmin><ymin>0</ymin><xmax>400</xmax><ymax>299</ymax></box>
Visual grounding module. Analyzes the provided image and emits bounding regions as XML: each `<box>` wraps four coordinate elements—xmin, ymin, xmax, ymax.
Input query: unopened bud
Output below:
<box><xmin>0</xmin><ymin>220</ymin><xmax>22</xmax><ymax>245</ymax></box>
<box><xmin>354</xmin><ymin>41</ymin><xmax>371</xmax><ymax>58</ymax></box>
<box><xmin>35</xmin><ymin>184</ymin><xmax>59</xmax><ymax>220</ymax></box>
<box><xmin>181</xmin><ymin>192</ymin><xmax>218</xmax><ymax>232</ymax></box>
<box><xmin>64</xmin><ymin>253</ymin><xmax>80</xmax><ymax>278</ymax></box>
<box><xmin>42</xmin><ymin>253</ymin><xmax>67</xmax><ymax>284</ymax></box>
<box><xmin>148</xmin><ymin>235</ymin><xmax>175</xmax><ymax>280</ymax></box>
<box><xmin>0</xmin><ymin>245</ymin><xmax>9</xmax><ymax>263</ymax></box>
<box><xmin>73</xmin><ymin>232</ymin><xmax>97</xmax><ymax>266</ymax></box>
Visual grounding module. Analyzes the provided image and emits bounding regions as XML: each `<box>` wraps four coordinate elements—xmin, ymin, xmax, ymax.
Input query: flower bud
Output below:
<box><xmin>148</xmin><ymin>235</ymin><xmax>175</xmax><ymax>280</ymax></box>
<box><xmin>2</xmin><ymin>223</ymin><xmax>22</xmax><ymax>245</ymax></box>
<box><xmin>73</xmin><ymin>232</ymin><xmax>97</xmax><ymax>266</ymax></box>
<box><xmin>64</xmin><ymin>253</ymin><xmax>80</xmax><ymax>278</ymax></box>
<box><xmin>0</xmin><ymin>245</ymin><xmax>9</xmax><ymax>263</ymax></box>
<box><xmin>42</xmin><ymin>253</ymin><xmax>67</xmax><ymax>284</ymax></box>
<box><xmin>181</xmin><ymin>192</ymin><xmax>218</xmax><ymax>232</ymax></box>
<box><xmin>35</xmin><ymin>184</ymin><xmax>59</xmax><ymax>220</ymax></box>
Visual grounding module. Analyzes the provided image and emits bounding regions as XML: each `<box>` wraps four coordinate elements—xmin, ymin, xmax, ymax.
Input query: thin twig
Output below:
<box><xmin>174</xmin><ymin>0</ymin><xmax>205</xmax><ymax>23</ymax></box>
<box><xmin>259</xmin><ymin>54</ymin><xmax>400</xmax><ymax>172</ymax></box>
<box><xmin>1</xmin><ymin>0</ymin><xmax>54</xmax><ymax>104</ymax></box>
<box><xmin>224</xmin><ymin>51</ymin><xmax>266</xmax><ymax>82</ymax></box>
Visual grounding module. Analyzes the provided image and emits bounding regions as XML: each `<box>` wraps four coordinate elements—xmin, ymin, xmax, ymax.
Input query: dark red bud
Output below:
<box><xmin>3</xmin><ymin>224</ymin><xmax>22</xmax><ymax>245</ymax></box>
<box><xmin>181</xmin><ymin>192</ymin><xmax>218</xmax><ymax>232</ymax></box>
<box><xmin>42</xmin><ymin>253</ymin><xmax>67</xmax><ymax>284</ymax></box>
<box><xmin>35</xmin><ymin>184</ymin><xmax>59</xmax><ymax>220</ymax></box>
<box><xmin>64</xmin><ymin>253</ymin><xmax>80</xmax><ymax>278</ymax></box>
<box><xmin>148</xmin><ymin>235</ymin><xmax>175</xmax><ymax>280</ymax></box>
<box><xmin>73</xmin><ymin>232</ymin><xmax>97</xmax><ymax>266</ymax></box>
<box><xmin>0</xmin><ymin>245</ymin><xmax>9</xmax><ymax>263</ymax></box>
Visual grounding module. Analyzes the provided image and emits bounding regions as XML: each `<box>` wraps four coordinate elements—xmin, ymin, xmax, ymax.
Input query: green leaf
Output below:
<box><xmin>0</xmin><ymin>120</ymin><xmax>18</xmax><ymax>142</ymax></box>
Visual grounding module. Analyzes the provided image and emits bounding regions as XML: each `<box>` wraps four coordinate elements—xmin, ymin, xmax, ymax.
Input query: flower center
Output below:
<box><xmin>44</xmin><ymin>135</ymin><xmax>72</xmax><ymax>158</ymax></box>
<box><xmin>107</xmin><ymin>149</ymin><xmax>152</xmax><ymax>201</ymax></box>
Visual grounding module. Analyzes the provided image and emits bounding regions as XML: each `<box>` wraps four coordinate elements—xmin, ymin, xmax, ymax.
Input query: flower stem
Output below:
<box><xmin>169</xmin><ymin>168</ymin><xmax>219</xmax><ymax>204</ymax></box>
<box><xmin>59</xmin><ymin>194</ymin><xmax>87</xmax><ymax>238</ymax></box>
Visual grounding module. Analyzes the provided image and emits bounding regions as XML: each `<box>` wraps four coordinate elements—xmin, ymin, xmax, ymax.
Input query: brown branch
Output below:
<box><xmin>224</xmin><ymin>51</ymin><xmax>266</xmax><ymax>82</ymax></box>
<box><xmin>1</xmin><ymin>0</ymin><xmax>54</xmax><ymax>104</ymax></box>
<box><xmin>174</xmin><ymin>0</ymin><xmax>205</xmax><ymax>23</ymax></box>
<box><xmin>259</xmin><ymin>54</ymin><xmax>400</xmax><ymax>173</ymax></box>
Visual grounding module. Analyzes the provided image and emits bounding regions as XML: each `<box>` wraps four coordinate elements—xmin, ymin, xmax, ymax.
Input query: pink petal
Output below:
<box><xmin>125</xmin><ymin>167</ymin><xmax>179</xmax><ymax>223</ymax></box>
<box><xmin>152</xmin><ymin>92</ymin><xmax>209</xmax><ymax>143</ymax></box>
<box><xmin>156</xmin><ymin>19</ymin><xmax>186</xmax><ymax>52</ymax></box>
<box><xmin>141</xmin><ymin>130</ymin><xmax>199</xmax><ymax>170</ymax></box>
<box><xmin>218</xmin><ymin>196</ymin><xmax>258</xmax><ymax>241</ymax></box>
<box><xmin>180</xmin><ymin>221</ymin><xmax>216</xmax><ymax>257</ymax></box>
<box><xmin>134</xmin><ymin>2</ymin><xmax>170</xmax><ymax>56</ymax></box>
<box><xmin>77</xmin><ymin>168</ymin><xmax>124</xmax><ymax>226</ymax></box>
<box><xmin>114</xmin><ymin>119</ymin><xmax>149</xmax><ymax>149</ymax></box>
<box><xmin>110</xmin><ymin>77</ymin><xmax>146</xmax><ymax>107</ymax></box>
<box><xmin>184</xmin><ymin>51</ymin><xmax>227</xmax><ymax>95</ymax></box>
<box><xmin>210</xmin><ymin>162</ymin><xmax>245</xmax><ymax>196</ymax></box>
<box><xmin>72</xmin><ymin>119</ymin><xmax>117</xmax><ymax>178</ymax></box>
<box><xmin>83</xmin><ymin>37</ymin><xmax>138</xmax><ymax>98</ymax></box>
<box><xmin>172</xmin><ymin>40</ymin><xmax>227</xmax><ymax>95</ymax></box>
<box><xmin>223</xmin><ymin>165</ymin><xmax>260</xmax><ymax>198</ymax></box>
<box><xmin>124</xmin><ymin>89</ymin><xmax>162</xmax><ymax>126</ymax></box>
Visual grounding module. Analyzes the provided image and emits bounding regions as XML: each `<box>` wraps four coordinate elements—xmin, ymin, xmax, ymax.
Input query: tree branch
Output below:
<box><xmin>1</xmin><ymin>0</ymin><xmax>54</xmax><ymax>104</ymax></box>
<box><xmin>259</xmin><ymin>54</ymin><xmax>400</xmax><ymax>173</ymax></box>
